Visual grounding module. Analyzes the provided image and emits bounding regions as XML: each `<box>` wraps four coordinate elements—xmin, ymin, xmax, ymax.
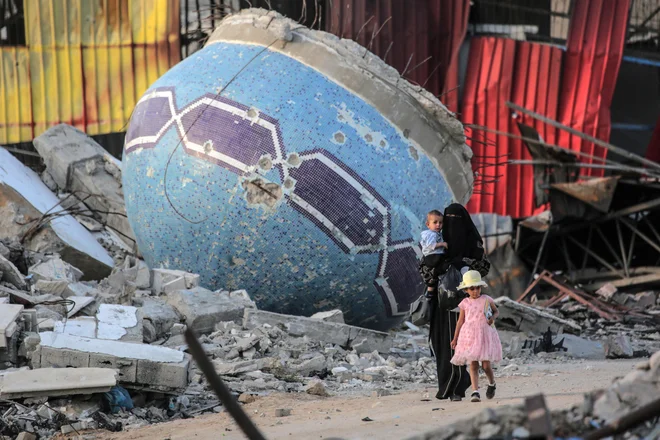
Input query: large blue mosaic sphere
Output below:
<box><xmin>122</xmin><ymin>10</ymin><xmax>472</xmax><ymax>330</ymax></box>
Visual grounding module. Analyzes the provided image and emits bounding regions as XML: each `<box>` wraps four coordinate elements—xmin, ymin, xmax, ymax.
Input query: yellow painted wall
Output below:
<box><xmin>0</xmin><ymin>0</ymin><xmax>180</xmax><ymax>144</ymax></box>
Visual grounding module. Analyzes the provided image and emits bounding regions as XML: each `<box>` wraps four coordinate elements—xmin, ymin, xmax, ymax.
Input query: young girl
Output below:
<box><xmin>450</xmin><ymin>270</ymin><xmax>502</xmax><ymax>402</ymax></box>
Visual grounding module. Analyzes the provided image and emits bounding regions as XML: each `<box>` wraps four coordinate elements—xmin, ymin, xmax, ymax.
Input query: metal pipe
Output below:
<box><xmin>506</xmin><ymin>101</ymin><xmax>660</xmax><ymax>172</ymax></box>
<box><xmin>184</xmin><ymin>328</ymin><xmax>268</xmax><ymax>440</ymax></box>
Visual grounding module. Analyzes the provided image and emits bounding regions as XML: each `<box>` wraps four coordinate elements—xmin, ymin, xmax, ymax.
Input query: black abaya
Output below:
<box><xmin>429</xmin><ymin>286</ymin><xmax>470</xmax><ymax>399</ymax></box>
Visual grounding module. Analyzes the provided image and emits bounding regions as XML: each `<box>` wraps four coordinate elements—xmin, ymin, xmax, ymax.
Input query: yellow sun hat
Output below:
<box><xmin>457</xmin><ymin>270</ymin><xmax>488</xmax><ymax>290</ymax></box>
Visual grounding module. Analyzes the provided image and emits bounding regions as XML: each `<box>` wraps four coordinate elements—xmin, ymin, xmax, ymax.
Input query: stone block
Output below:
<box><xmin>88</xmin><ymin>353</ymin><xmax>138</xmax><ymax>383</ymax></box>
<box><xmin>33</xmin><ymin>124</ymin><xmax>136</xmax><ymax>247</ymax></box>
<box><xmin>136</xmin><ymin>356</ymin><xmax>190</xmax><ymax>390</ymax></box>
<box><xmin>0</xmin><ymin>254</ymin><xmax>26</xmax><ymax>289</ymax></box>
<box><xmin>16</xmin><ymin>433</ymin><xmax>36</xmax><ymax>440</ymax></box>
<box><xmin>38</xmin><ymin>332</ymin><xmax>186</xmax><ymax>390</ymax></box>
<box><xmin>39</xmin><ymin>346</ymin><xmax>90</xmax><ymax>368</ymax></box>
<box><xmin>34</xmin><ymin>280</ymin><xmax>68</xmax><ymax>295</ymax></box>
<box><xmin>167</xmin><ymin>287</ymin><xmax>255</xmax><ymax>334</ymax></box>
<box><xmin>138</xmin><ymin>297</ymin><xmax>181</xmax><ymax>339</ymax></box>
<box><xmin>604</xmin><ymin>334</ymin><xmax>634</xmax><ymax>359</ymax></box>
<box><xmin>0</xmin><ymin>368</ymin><xmax>116</xmax><ymax>399</ymax></box>
<box><xmin>310</xmin><ymin>309</ymin><xmax>345</xmax><ymax>324</ymax></box>
<box><xmin>152</xmin><ymin>269</ymin><xmax>199</xmax><ymax>294</ymax></box>
<box><xmin>243</xmin><ymin>309</ymin><xmax>393</xmax><ymax>353</ymax></box>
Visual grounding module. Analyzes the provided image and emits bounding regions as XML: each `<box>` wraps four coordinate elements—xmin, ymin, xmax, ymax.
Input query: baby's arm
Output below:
<box><xmin>450</xmin><ymin>308</ymin><xmax>465</xmax><ymax>349</ymax></box>
<box><xmin>436</xmin><ymin>242</ymin><xmax>448</xmax><ymax>249</ymax></box>
<box><xmin>487</xmin><ymin>297</ymin><xmax>499</xmax><ymax>325</ymax></box>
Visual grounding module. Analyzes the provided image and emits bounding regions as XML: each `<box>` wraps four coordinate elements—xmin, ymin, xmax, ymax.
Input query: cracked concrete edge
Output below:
<box><xmin>205</xmin><ymin>8</ymin><xmax>474</xmax><ymax>204</ymax></box>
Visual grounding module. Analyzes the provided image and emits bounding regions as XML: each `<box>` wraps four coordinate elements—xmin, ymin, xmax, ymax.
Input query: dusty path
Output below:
<box><xmin>93</xmin><ymin>359</ymin><xmax>636</xmax><ymax>440</ymax></box>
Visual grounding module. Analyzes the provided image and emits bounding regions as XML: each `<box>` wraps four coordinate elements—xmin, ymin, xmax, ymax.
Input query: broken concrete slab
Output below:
<box><xmin>32</xmin><ymin>124</ymin><xmax>136</xmax><ymax>248</ymax></box>
<box><xmin>213</xmin><ymin>357</ymin><xmax>278</xmax><ymax>376</ymax></box>
<box><xmin>243</xmin><ymin>309</ymin><xmax>393</xmax><ymax>353</ymax></box>
<box><xmin>0</xmin><ymin>304</ymin><xmax>24</xmax><ymax>348</ymax></box>
<box><xmin>310</xmin><ymin>310</ymin><xmax>345</xmax><ymax>324</ymax></box>
<box><xmin>34</xmin><ymin>279</ymin><xmax>68</xmax><ymax>296</ymax></box>
<box><xmin>604</xmin><ymin>334</ymin><xmax>634</xmax><ymax>359</ymax></box>
<box><xmin>0</xmin><ymin>242</ymin><xmax>9</xmax><ymax>259</ymax></box>
<box><xmin>66</xmin><ymin>296</ymin><xmax>95</xmax><ymax>318</ymax></box>
<box><xmin>166</xmin><ymin>286</ymin><xmax>255</xmax><ymax>334</ymax></box>
<box><xmin>557</xmin><ymin>334</ymin><xmax>605</xmax><ymax>360</ymax></box>
<box><xmin>54</xmin><ymin>317</ymin><xmax>97</xmax><ymax>338</ymax></box>
<box><xmin>152</xmin><ymin>269</ymin><xmax>199</xmax><ymax>294</ymax></box>
<box><xmin>495</xmin><ymin>297</ymin><xmax>581</xmax><ymax>335</ymax></box>
<box><xmin>0</xmin><ymin>148</ymin><xmax>114</xmax><ymax>280</ymax></box>
<box><xmin>135</xmin><ymin>297</ymin><xmax>181</xmax><ymax>343</ymax></box>
<box><xmin>97</xmin><ymin>304</ymin><xmax>143</xmax><ymax>342</ymax></box>
<box><xmin>63</xmin><ymin>281</ymin><xmax>99</xmax><ymax>299</ymax></box>
<box><xmin>0</xmin><ymin>254</ymin><xmax>26</xmax><ymax>290</ymax></box>
<box><xmin>36</xmin><ymin>332</ymin><xmax>189</xmax><ymax>390</ymax></box>
<box><xmin>0</xmin><ymin>367</ymin><xmax>116</xmax><ymax>399</ymax></box>
<box><xmin>28</xmin><ymin>256</ymin><xmax>83</xmax><ymax>284</ymax></box>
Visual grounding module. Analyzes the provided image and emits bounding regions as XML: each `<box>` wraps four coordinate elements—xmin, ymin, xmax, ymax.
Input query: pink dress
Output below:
<box><xmin>450</xmin><ymin>295</ymin><xmax>502</xmax><ymax>365</ymax></box>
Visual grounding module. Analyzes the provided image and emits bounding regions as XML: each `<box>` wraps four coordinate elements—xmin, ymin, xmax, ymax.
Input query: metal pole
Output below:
<box><xmin>184</xmin><ymin>328</ymin><xmax>268</xmax><ymax>440</ymax></box>
<box><xmin>531</xmin><ymin>228</ymin><xmax>550</xmax><ymax>283</ymax></box>
<box><xmin>506</xmin><ymin>101</ymin><xmax>660</xmax><ymax>172</ymax></box>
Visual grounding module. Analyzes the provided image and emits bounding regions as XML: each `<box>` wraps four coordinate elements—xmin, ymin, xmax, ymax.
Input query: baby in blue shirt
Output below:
<box><xmin>420</xmin><ymin>209</ymin><xmax>448</xmax><ymax>296</ymax></box>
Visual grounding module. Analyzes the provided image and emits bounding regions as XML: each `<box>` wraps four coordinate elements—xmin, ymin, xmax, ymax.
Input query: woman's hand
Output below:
<box><xmin>450</xmin><ymin>339</ymin><xmax>457</xmax><ymax>349</ymax></box>
<box><xmin>487</xmin><ymin>317</ymin><xmax>494</xmax><ymax>326</ymax></box>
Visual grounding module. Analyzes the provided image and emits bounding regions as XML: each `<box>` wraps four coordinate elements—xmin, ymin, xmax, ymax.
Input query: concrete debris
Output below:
<box><xmin>166</xmin><ymin>286</ymin><xmax>255</xmax><ymax>334</ymax></box>
<box><xmin>153</xmin><ymin>269</ymin><xmax>199</xmax><ymax>294</ymax></box>
<box><xmin>0</xmin><ymin>254</ymin><xmax>26</xmax><ymax>290</ymax></box>
<box><xmin>33</xmin><ymin>124</ymin><xmax>136</xmax><ymax>248</ymax></box>
<box><xmin>66</xmin><ymin>296</ymin><xmax>95</xmax><ymax>318</ymax></box>
<box><xmin>0</xmin><ymin>367</ymin><xmax>117</xmax><ymax>399</ymax></box>
<box><xmin>275</xmin><ymin>408</ymin><xmax>292</xmax><ymax>417</ymax></box>
<box><xmin>409</xmin><ymin>349</ymin><xmax>660</xmax><ymax>440</ymax></box>
<box><xmin>134</xmin><ymin>297</ymin><xmax>181</xmax><ymax>343</ymax></box>
<box><xmin>34</xmin><ymin>332</ymin><xmax>189</xmax><ymax>390</ymax></box>
<box><xmin>238</xmin><ymin>393</ymin><xmax>257</xmax><ymax>404</ymax></box>
<box><xmin>306</xmin><ymin>380</ymin><xmax>330</xmax><ymax>397</ymax></box>
<box><xmin>243</xmin><ymin>309</ymin><xmax>393</xmax><ymax>353</ymax></box>
<box><xmin>0</xmin><ymin>148</ymin><xmax>114</xmax><ymax>280</ymax></box>
<box><xmin>310</xmin><ymin>309</ymin><xmax>345</xmax><ymax>324</ymax></box>
<box><xmin>28</xmin><ymin>257</ymin><xmax>83</xmax><ymax>284</ymax></box>
<box><xmin>494</xmin><ymin>296</ymin><xmax>581</xmax><ymax>335</ymax></box>
<box><xmin>595</xmin><ymin>283</ymin><xmax>618</xmax><ymax>301</ymax></box>
<box><xmin>96</xmin><ymin>304</ymin><xmax>144</xmax><ymax>342</ymax></box>
<box><xmin>604</xmin><ymin>333</ymin><xmax>634</xmax><ymax>359</ymax></box>
<box><xmin>15</xmin><ymin>433</ymin><xmax>37</xmax><ymax>440</ymax></box>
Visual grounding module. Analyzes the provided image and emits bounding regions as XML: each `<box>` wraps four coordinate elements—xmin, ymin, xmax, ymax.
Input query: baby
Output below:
<box><xmin>420</xmin><ymin>210</ymin><xmax>448</xmax><ymax>296</ymax></box>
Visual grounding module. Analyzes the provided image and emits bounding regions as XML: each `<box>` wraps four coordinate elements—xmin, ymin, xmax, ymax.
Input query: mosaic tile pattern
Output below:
<box><xmin>123</xmin><ymin>42</ymin><xmax>455</xmax><ymax>330</ymax></box>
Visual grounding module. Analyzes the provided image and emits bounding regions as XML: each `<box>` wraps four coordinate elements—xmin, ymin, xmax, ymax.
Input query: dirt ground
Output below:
<box><xmin>90</xmin><ymin>359</ymin><xmax>636</xmax><ymax>440</ymax></box>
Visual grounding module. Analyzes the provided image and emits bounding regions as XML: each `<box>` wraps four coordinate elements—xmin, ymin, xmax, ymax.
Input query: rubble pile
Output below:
<box><xmin>409</xmin><ymin>350</ymin><xmax>660</xmax><ymax>440</ymax></box>
<box><xmin>0</xmin><ymin>123</ymin><xmax>658</xmax><ymax>439</ymax></box>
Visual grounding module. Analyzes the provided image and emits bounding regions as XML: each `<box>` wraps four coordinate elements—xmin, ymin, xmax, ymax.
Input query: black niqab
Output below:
<box><xmin>443</xmin><ymin>203</ymin><xmax>485</xmax><ymax>267</ymax></box>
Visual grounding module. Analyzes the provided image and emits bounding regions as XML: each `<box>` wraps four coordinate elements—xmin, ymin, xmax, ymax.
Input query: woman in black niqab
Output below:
<box><xmin>428</xmin><ymin>203</ymin><xmax>489</xmax><ymax>400</ymax></box>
